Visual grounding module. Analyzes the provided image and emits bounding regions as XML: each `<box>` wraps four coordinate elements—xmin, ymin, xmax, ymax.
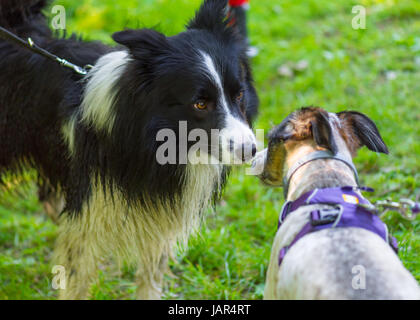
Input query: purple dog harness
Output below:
<box><xmin>277</xmin><ymin>186</ymin><xmax>399</xmax><ymax>266</ymax></box>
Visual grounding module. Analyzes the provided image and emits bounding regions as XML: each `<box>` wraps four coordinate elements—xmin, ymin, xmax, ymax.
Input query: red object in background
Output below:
<box><xmin>229</xmin><ymin>0</ymin><xmax>249</xmax><ymax>7</ymax></box>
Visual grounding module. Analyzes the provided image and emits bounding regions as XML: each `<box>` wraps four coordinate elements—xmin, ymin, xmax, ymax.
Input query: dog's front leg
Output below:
<box><xmin>136</xmin><ymin>252</ymin><xmax>169</xmax><ymax>300</ymax></box>
<box><xmin>53</xmin><ymin>217</ymin><xmax>101</xmax><ymax>300</ymax></box>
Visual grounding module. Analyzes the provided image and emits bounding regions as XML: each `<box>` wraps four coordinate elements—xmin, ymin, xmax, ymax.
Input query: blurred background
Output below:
<box><xmin>0</xmin><ymin>0</ymin><xmax>419</xmax><ymax>299</ymax></box>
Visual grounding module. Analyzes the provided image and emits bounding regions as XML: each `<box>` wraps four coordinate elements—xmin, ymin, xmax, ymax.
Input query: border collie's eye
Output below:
<box><xmin>193</xmin><ymin>100</ymin><xmax>207</xmax><ymax>110</ymax></box>
<box><xmin>236</xmin><ymin>91</ymin><xmax>244</xmax><ymax>103</ymax></box>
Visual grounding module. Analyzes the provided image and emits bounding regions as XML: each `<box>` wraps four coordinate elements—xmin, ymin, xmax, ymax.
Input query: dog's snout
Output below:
<box><xmin>232</xmin><ymin>141</ymin><xmax>257</xmax><ymax>162</ymax></box>
<box><xmin>222</xmin><ymin>116</ymin><xmax>257</xmax><ymax>164</ymax></box>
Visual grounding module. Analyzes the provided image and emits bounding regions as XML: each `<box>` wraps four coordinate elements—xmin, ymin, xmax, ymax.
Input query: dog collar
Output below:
<box><xmin>277</xmin><ymin>187</ymin><xmax>399</xmax><ymax>266</ymax></box>
<box><xmin>283</xmin><ymin>150</ymin><xmax>359</xmax><ymax>198</ymax></box>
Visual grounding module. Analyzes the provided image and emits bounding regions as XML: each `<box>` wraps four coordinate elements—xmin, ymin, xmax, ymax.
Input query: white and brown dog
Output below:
<box><xmin>252</xmin><ymin>107</ymin><xmax>420</xmax><ymax>300</ymax></box>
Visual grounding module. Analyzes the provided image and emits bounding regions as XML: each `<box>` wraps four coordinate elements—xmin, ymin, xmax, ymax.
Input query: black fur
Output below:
<box><xmin>0</xmin><ymin>0</ymin><xmax>49</xmax><ymax>30</ymax></box>
<box><xmin>0</xmin><ymin>0</ymin><xmax>259</xmax><ymax>216</ymax></box>
<box><xmin>337</xmin><ymin>111</ymin><xmax>389</xmax><ymax>154</ymax></box>
<box><xmin>268</xmin><ymin>113</ymin><xmax>294</xmax><ymax>143</ymax></box>
<box><xmin>311</xmin><ymin>112</ymin><xmax>338</xmax><ymax>155</ymax></box>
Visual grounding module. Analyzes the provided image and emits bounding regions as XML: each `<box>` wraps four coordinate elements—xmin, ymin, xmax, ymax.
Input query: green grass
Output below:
<box><xmin>1</xmin><ymin>0</ymin><xmax>419</xmax><ymax>299</ymax></box>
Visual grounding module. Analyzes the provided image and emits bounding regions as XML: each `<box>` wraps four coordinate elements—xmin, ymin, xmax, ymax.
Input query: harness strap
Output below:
<box><xmin>277</xmin><ymin>187</ymin><xmax>398</xmax><ymax>266</ymax></box>
<box><xmin>283</xmin><ymin>150</ymin><xmax>359</xmax><ymax>198</ymax></box>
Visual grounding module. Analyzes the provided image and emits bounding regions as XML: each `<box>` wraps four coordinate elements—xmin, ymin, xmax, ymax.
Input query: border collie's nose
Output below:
<box><xmin>251</xmin><ymin>144</ymin><xmax>257</xmax><ymax>157</ymax></box>
<box><xmin>232</xmin><ymin>142</ymin><xmax>257</xmax><ymax>162</ymax></box>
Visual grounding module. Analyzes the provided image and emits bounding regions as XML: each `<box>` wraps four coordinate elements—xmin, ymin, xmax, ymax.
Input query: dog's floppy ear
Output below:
<box><xmin>337</xmin><ymin>111</ymin><xmax>389</xmax><ymax>155</ymax></box>
<box><xmin>187</xmin><ymin>0</ymin><xmax>230</xmax><ymax>33</ymax></box>
<box><xmin>310</xmin><ymin>112</ymin><xmax>338</xmax><ymax>155</ymax></box>
<box><xmin>112</xmin><ymin>29</ymin><xmax>170</xmax><ymax>59</ymax></box>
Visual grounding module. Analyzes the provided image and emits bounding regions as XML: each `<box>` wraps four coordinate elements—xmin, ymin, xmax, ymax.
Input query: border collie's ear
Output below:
<box><xmin>337</xmin><ymin>111</ymin><xmax>389</xmax><ymax>154</ymax></box>
<box><xmin>311</xmin><ymin>112</ymin><xmax>338</xmax><ymax>155</ymax></box>
<box><xmin>187</xmin><ymin>0</ymin><xmax>230</xmax><ymax>32</ymax></box>
<box><xmin>112</xmin><ymin>29</ymin><xmax>169</xmax><ymax>58</ymax></box>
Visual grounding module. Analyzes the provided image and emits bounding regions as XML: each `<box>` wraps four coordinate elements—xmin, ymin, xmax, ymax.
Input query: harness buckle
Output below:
<box><xmin>310</xmin><ymin>205</ymin><xmax>342</xmax><ymax>226</ymax></box>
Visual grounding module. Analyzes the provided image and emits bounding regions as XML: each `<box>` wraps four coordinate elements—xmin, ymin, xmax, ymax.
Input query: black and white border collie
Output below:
<box><xmin>0</xmin><ymin>0</ymin><xmax>258</xmax><ymax>299</ymax></box>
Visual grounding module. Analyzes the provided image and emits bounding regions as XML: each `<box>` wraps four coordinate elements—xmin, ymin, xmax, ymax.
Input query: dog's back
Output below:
<box><xmin>0</xmin><ymin>0</ymin><xmax>109</xmax><ymax>186</ymax></box>
<box><xmin>265</xmin><ymin>212</ymin><xmax>420</xmax><ymax>299</ymax></box>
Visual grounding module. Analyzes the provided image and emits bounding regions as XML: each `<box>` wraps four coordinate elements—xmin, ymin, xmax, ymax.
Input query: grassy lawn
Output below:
<box><xmin>1</xmin><ymin>0</ymin><xmax>419</xmax><ymax>299</ymax></box>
